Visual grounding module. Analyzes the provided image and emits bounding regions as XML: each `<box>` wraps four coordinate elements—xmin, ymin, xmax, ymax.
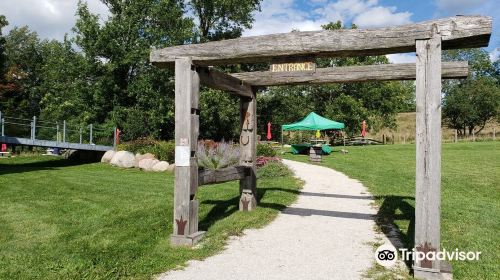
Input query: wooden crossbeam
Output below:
<box><xmin>198</xmin><ymin>67</ymin><xmax>253</xmax><ymax>97</ymax></box>
<box><xmin>198</xmin><ymin>166</ymin><xmax>249</xmax><ymax>186</ymax></box>
<box><xmin>230</xmin><ymin>62</ymin><xmax>468</xmax><ymax>86</ymax></box>
<box><xmin>151</xmin><ymin>16</ymin><xmax>491</xmax><ymax>66</ymax></box>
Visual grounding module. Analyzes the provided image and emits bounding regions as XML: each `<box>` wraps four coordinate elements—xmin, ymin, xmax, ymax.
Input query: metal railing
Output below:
<box><xmin>0</xmin><ymin>111</ymin><xmax>117</xmax><ymax>148</ymax></box>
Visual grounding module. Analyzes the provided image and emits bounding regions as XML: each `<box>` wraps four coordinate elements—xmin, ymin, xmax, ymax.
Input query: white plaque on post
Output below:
<box><xmin>175</xmin><ymin>146</ymin><xmax>190</xmax><ymax>166</ymax></box>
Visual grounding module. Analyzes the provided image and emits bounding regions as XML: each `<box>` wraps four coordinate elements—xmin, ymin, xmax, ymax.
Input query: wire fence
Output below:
<box><xmin>0</xmin><ymin>111</ymin><xmax>116</xmax><ymax>147</ymax></box>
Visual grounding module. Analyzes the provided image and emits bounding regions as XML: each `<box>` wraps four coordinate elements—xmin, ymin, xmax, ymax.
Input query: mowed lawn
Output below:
<box><xmin>0</xmin><ymin>156</ymin><xmax>301</xmax><ymax>279</ymax></box>
<box><xmin>283</xmin><ymin>141</ymin><xmax>499</xmax><ymax>279</ymax></box>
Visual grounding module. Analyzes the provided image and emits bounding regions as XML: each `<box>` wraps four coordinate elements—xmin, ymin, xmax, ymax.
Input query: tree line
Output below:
<box><xmin>0</xmin><ymin>1</ymin><xmax>498</xmax><ymax>142</ymax></box>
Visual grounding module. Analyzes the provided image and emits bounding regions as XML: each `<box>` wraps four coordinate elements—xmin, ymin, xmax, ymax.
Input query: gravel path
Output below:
<box><xmin>158</xmin><ymin>159</ymin><xmax>385</xmax><ymax>280</ymax></box>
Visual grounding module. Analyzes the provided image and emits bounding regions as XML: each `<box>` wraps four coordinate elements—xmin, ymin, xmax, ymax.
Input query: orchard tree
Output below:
<box><xmin>443</xmin><ymin>48</ymin><xmax>500</xmax><ymax>135</ymax></box>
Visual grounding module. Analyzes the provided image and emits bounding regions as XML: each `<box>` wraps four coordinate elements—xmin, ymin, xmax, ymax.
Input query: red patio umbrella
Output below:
<box><xmin>361</xmin><ymin>120</ymin><xmax>367</xmax><ymax>138</ymax></box>
<box><xmin>267</xmin><ymin>122</ymin><xmax>272</xmax><ymax>140</ymax></box>
<box><xmin>1</xmin><ymin>143</ymin><xmax>6</xmax><ymax>152</ymax></box>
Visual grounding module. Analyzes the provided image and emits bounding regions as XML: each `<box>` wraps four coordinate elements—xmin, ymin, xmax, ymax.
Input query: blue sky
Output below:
<box><xmin>0</xmin><ymin>0</ymin><xmax>498</xmax><ymax>62</ymax></box>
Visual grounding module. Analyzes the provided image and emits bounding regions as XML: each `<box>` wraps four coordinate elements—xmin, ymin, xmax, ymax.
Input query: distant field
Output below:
<box><xmin>282</xmin><ymin>142</ymin><xmax>499</xmax><ymax>280</ymax></box>
<box><xmin>367</xmin><ymin>112</ymin><xmax>499</xmax><ymax>143</ymax></box>
<box><xmin>0</xmin><ymin>156</ymin><xmax>301</xmax><ymax>279</ymax></box>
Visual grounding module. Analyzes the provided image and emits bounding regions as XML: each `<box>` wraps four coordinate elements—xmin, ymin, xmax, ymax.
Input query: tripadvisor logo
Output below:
<box><xmin>375</xmin><ymin>243</ymin><xmax>482</xmax><ymax>267</ymax></box>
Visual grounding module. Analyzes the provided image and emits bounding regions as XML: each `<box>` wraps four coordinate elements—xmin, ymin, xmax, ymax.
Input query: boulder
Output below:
<box><xmin>101</xmin><ymin>150</ymin><xmax>116</xmax><ymax>163</ymax></box>
<box><xmin>152</xmin><ymin>161</ymin><xmax>170</xmax><ymax>172</ymax></box>
<box><xmin>138</xmin><ymin>158</ymin><xmax>160</xmax><ymax>171</ymax></box>
<box><xmin>110</xmin><ymin>151</ymin><xmax>135</xmax><ymax>168</ymax></box>
<box><xmin>134</xmin><ymin>153</ymin><xmax>156</xmax><ymax>167</ymax></box>
<box><xmin>166</xmin><ymin>164</ymin><xmax>175</xmax><ymax>172</ymax></box>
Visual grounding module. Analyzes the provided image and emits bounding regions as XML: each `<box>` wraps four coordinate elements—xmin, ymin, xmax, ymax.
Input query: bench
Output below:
<box><xmin>0</xmin><ymin>151</ymin><xmax>11</xmax><ymax>158</ymax></box>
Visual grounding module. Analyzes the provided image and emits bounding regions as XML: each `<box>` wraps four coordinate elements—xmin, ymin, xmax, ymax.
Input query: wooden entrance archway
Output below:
<box><xmin>151</xmin><ymin>16</ymin><xmax>492</xmax><ymax>279</ymax></box>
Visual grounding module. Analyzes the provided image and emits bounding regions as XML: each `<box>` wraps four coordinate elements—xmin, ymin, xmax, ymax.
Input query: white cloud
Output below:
<box><xmin>244</xmin><ymin>0</ymin><xmax>413</xmax><ymax>37</ymax></box>
<box><xmin>0</xmin><ymin>0</ymin><xmax>109</xmax><ymax>40</ymax></box>
<box><xmin>386</xmin><ymin>53</ymin><xmax>416</xmax><ymax>64</ymax></box>
<box><xmin>353</xmin><ymin>7</ymin><xmax>412</xmax><ymax>28</ymax></box>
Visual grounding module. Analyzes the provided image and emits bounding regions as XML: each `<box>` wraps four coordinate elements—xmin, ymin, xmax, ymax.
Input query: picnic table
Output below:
<box><xmin>290</xmin><ymin>143</ymin><xmax>332</xmax><ymax>155</ymax></box>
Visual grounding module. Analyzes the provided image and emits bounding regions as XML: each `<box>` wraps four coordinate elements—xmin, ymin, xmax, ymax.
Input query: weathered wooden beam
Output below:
<box><xmin>151</xmin><ymin>16</ymin><xmax>491</xmax><ymax>66</ymax></box>
<box><xmin>198</xmin><ymin>67</ymin><xmax>253</xmax><ymax>97</ymax></box>
<box><xmin>231</xmin><ymin>62</ymin><xmax>468</xmax><ymax>86</ymax></box>
<box><xmin>198</xmin><ymin>166</ymin><xmax>249</xmax><ymax>186</ymax></box>
<box><xmin>171</xmin><ymin>57</ymin><xmax>204</xmax><ymax>246</ymax></box>
<box><xmin>414</xmin><ymin>31</ymin><xmax>447</xmax><ymax>278</ymax></box>
<box><xmin>239</xmin><ymin>90</ymin><xmax>257</xmax><ymax>211</ymax></box>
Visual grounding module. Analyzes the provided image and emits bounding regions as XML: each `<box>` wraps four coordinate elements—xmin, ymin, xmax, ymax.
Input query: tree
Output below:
<box><xmin>443</xmin><ymin>48</ymin><xmax>500</xmax><ymax>135</ymax></box>
<box><xmin>188</xmin><ymin>0</ymin><xmax>261</xmax><ymax>42</ymax></box>
<box><xmin>0</xmin><ymin>15</ymin><xmax>7</xmax><ymax>82</ymax></box>
<box><xmin>1</xmin><ymin>26</ymin><xmax>46</xmax><ymax>117</ymax></box>
<box><xmin>443</xmin><ymin>77</ymin><xmax>499</xmax><ymax>135</ymax></box>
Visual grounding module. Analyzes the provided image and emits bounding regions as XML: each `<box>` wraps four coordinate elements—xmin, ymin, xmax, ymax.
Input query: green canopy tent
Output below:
<box><xmin>281</xmin><ymin>112</ymin><xmax>345</xmax><ymax>154</ymax></box>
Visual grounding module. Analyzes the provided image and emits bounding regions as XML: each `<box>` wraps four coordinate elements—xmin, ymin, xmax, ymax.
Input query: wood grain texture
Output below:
<box><xmin>198</xmin><ymin>166</ymin><xmax>249</xmax><ymax>186</ymax></box>
<box><xmin>198</xmin><ymin>67</ymin><xmax>253</xmax><ymax>97</ymax></box>
<box><xmin>173</xmin><ymin>57</ymin><xmax>200</xmax><ymax>239</ymax></box>
<box><xmin>231</xmin><ymin>62</ymin><xmax>468</xmax><ymax>86</ymax></box>
<box><xmin>151</xmin><ymin>16</ymin><xmax>491</xmax><ymax>66</ymax></box>
<box><xmin>414</xmin><ymin>33</ymin><xmax>442</xmax><ymax>273</ymax></box>
<box><xmin>239</xmin><ymin>90</ymin><xmax>257</xmax><ymax>211</ymax></box>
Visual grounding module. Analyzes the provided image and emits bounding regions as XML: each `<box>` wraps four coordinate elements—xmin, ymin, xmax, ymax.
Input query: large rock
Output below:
<box><xmin>166</xmin><ymin>164</ymin><xmax>175</xmax><ymax>172</ymax></box>
<box><xmin>101</xmin><ymin>150</ymin><xmax>116</xmax><ymax>163</ymax></box>
<box><xmin>134</xmin><ymin>153</ymin><xmax>156</xmax><ymax>167</ymax></box>
<box><xmin>110</xmin><ymin>151</ymin><xmax>135</xmax><ymax>168</ymax></box>
<box><xmin>152</xmin><ymin>161</ymin><xmax>169</xmax><ymax>172</ymax></box>
<box><xmin>138</xmin><ymin>158</ymin><xmax>160</xmax><ymax>171</ymax></box>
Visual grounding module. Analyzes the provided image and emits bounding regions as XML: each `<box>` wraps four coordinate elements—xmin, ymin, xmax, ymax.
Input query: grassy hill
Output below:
<box><xmin>367</xmin><ymin>112</ymin><xmax>499</xmax><ymax>144</ymax></box>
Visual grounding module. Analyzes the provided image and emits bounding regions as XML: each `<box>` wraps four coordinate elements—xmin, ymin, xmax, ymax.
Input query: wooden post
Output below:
<box><xmin>63</xmin><ymin>120</ymin><xmax>66</xmax><ymax>142</ymax></box>
<box><xmin>32</xmin><ymin>116</ymin><xmax>36</xmax><ymax>140</ymax></box>
<box><xmin>170</xmin><ymin>57</ymin><xmax>204</xmax><ymax>246</ymax></box>
<box><xmin>113</xmin><ymin>127</ymin><xmax>117</xmax><ymax>149</ymax></box>
<box><xmin>0</xmin><ymin>111</ymin><xmax>4</xmax><ymax>137</ymax></box>
<box><xmin>414</xmin><ymin>30</ymin><xmax>449</xmax><ymax>279</ymax></box>
<box><xmin>239</xmin><ymin>89</ymin><xmax>257</xmax><ymax>211</ymax></box>
<box><xmin>89</xmin><ymin>124</ymin><xmax>93</xmax><ymax>144</ymax></box>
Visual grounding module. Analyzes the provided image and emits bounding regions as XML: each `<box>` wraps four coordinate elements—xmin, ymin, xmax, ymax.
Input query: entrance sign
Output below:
<box><xmin>270</xmin><ymin>61</ymin><xmax>316</xmax><ymax>72</ymax></box>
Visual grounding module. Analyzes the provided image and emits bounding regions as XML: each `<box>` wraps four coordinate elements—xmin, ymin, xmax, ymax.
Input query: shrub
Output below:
<box><xmin>118</xmin><ymin>138</ymin><xmax>175</xmax><ymax>162</ymax></box>
<box><xmin>198</xmin><ymin>141</ymin><xmax>240</xmax><ymax>170</ymax></box>
<box><xmin>257</xmin><ymin>143</ymin><xmax>276</xmax><ymax>157</ymax></box>
<box><xmin>257</xmin><ymin>161</ymin><xmax>292</xmax><ymax>179</ymax></box>
<box><xmin>256</xmin><ymin>156</ymin><xmax>280</xmax><ymax>167</ymax></box>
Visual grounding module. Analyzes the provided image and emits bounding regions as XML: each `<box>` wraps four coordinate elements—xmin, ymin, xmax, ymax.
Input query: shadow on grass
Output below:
<box><xmin>374</xmin><ymin>195</ymin><xmax>415</xmax><ymax>269</ymax></box>
<box><xmin>199</xmin><ymin>196</ymin><xmax>240</xmax><ymax>231</ymax></box>
<box><xmin>0</xmin><ymin>158</ymin><xmax>88</xmax><ymax>175</ymax></box>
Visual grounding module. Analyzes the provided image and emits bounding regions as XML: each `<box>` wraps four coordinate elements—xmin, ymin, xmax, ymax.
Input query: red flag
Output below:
<box><xmin>361</xmin><ymin>120</ymin><xmax>367</xmax><ymax>138</ymax></box>
<box><xmin>267</xmin><ymin>122</ymin><xmax>272</xmax><ymax>140</ymax></box>
<box><xmin>1</xmin><ymin>144</ymin><xmax>6</xmax><ymax>152</ymax></box>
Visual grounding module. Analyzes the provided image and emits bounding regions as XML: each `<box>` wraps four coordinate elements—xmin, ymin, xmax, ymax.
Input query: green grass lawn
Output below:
<box><xmin>282</xmin><ymin>141</ymin><xmax>499</xmax><ymax>280</ymax></box>
<box><xmin>0</xmin><ymin>156</ymin><xmax>301</xmax><ymax>279</ymax></box>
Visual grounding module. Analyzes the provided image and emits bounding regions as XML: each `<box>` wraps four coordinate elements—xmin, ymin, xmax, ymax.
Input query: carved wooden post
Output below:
<box><xmin>239</xmin><ymin>89</ymin><xmax>257</xmax><ymax>211</ymax></box>
<box><xmin>414</xmin><ymin>29</ymin><xmax>449</xmax><ymax>279</ymax></box>
<box><xmin>171</xmin><ymin>57</ymin><xmax>204</xmax><ymax>246</ymax></box>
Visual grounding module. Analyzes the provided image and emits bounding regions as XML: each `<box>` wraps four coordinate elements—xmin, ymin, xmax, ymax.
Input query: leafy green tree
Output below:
<box><xmin>443</xmin><ymin>48</ymin><xmax>500</xmax><ymax>135</ymax></box>
<box><xmin>0</xmin><ymin>15</ymin><xmax>7</xmax><ymax>82</ymax></box>
<box><xmin>1</xmin><ymin>26</ymin><xmax>46</xmax><ymax>117</ymax></box>
<box><xmin>188</xmin><ymin>0</ymin><xmax>261</xmax><ymax>42</ymax></box>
